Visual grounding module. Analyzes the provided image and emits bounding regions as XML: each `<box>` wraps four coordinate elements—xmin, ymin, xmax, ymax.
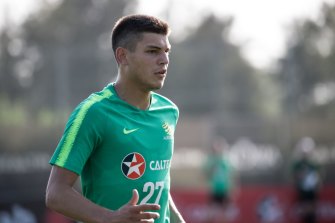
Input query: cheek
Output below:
<box><xmin>129</xmin><ymin>55</ymin><xmax>154</xmax><ymax>75</ymax></box>
<box><xmin>139</xmin><ymin>59</ymin><xmax>154</xmax><ymax>72</ymax></box>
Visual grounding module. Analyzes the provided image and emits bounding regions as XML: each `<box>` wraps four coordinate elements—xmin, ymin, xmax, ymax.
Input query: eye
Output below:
<box><xmin>147</xmin><ymin>50</ymin><xmax>158</xmax><ymax>54</ymax></box>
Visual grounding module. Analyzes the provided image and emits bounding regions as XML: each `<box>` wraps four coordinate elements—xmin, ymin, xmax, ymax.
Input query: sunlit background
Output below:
<box><xmin>1</xmin><ymin>0</ymin><xmax>335</xmax><ymax>222</ymax></box>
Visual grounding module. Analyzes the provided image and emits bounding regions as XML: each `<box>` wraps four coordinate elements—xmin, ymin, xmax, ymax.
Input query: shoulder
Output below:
<box><xmin>71</xmin><ymin>85</ymin><xmax>115</xmax><ymax>119</ymax></box>
<box><xmin>151</xmin><ymin>92</ymin><xmax>178</xmax><ymax>110</ymax></box>
<box><xmin>151</xmin><ymin>92</ymin><xmax>179</xmax><ymax>118</ymax></box>
<box><xmin>150</xmin><ymin>92</ymin><xmax>179</xmax><ymax>123</ymax></box>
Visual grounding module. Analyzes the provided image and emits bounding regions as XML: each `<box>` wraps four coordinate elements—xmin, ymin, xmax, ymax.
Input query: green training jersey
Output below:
<box><xmin>204</xmin><ymin>155</ymin><xmax>233</xmax><ymax>195</ymax></box>
<box><xmin>50</xmin><ymin>83</ymin><xmax>179</xmax><ymax>223</ymax></box>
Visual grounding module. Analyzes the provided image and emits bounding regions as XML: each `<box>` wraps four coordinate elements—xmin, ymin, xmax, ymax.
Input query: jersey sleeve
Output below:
<box><xmin>49</xmin><ymin>98</ymin><xmax>103</xmax><ymax>175</ymax></box>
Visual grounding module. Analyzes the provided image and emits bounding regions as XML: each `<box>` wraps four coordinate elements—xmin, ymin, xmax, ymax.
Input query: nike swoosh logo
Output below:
<box><xmin>123</xmin><ymin>128</ymin><xmax>139</xmax><ymax>134</ymax></box>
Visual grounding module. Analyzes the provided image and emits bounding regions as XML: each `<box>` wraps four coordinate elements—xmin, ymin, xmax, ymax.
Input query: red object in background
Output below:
<box><xmin>44</xmin><ymin>209</ymin><xmax>74</xmax><ymax>223</ymax></box>
<box><xmin>172</xmin><ymin>185</ymin><xmax>335</xmax><ymax>223</ymax></box>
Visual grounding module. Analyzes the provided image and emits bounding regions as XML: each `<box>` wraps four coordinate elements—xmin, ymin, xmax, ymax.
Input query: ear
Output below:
<box><xmin>115</xmin><ymin>47</ymin><xmax>128</xmax><ymax>65</ymax></box>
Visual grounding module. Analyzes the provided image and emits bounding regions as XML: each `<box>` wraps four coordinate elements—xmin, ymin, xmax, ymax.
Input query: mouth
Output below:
<box><xmin>154</xmin><ymin>69</ymin><xmax>167</xmax><ymax>77</ymax></box>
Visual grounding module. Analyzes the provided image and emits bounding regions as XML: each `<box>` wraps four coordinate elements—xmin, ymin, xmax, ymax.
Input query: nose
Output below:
<box><xmin>159</xmin><ymin>52</ymin><xmax>169</xmax><ymax>65</ymax></box>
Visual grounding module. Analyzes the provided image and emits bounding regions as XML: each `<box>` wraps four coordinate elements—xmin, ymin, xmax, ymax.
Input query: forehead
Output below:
<box><xmin>137</xmin><ymin>33</ymin><xmax>171</xmax><ymax>49</ymax></box>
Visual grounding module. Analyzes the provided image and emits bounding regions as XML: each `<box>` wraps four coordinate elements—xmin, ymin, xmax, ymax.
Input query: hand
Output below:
<box><xmin>107</xmin><ymin>189</ymin><xmax>160</xmax><ymax>223</ymax></box>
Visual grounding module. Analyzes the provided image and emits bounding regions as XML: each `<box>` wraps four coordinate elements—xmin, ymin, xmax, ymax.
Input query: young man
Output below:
<box><xmin>46</xmin><ymin>14</ymin><xmax>185</xmax><ymax>223</ymax></box>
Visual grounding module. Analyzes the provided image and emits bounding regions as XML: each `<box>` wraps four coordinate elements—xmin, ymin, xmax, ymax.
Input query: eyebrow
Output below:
<box><xmin>146</xmin><ymin>45</ymin><xmax>171</xmax><ymax>51</ymax></box>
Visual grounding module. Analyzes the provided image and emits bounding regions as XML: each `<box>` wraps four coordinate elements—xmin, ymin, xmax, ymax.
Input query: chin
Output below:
<box><xmin>151</xmin><ymin>81</ymin><xmax>165</xmax><ymax>90</ymax></box>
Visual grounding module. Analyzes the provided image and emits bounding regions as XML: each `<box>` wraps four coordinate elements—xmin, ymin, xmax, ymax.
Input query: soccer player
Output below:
<box><xmin>45</xmin><ymin>14</ymin><xmax>185</xmax><ymax>223</ymax></box>
<box><xmin>291</xmin><ymin>137</ymin><xmax>322</xmax><ymax>223</ymax></box>
<box><xmin>203</xmin><ymin>137</ymin><xmax>237</xmax><ymax>223</ymax></box>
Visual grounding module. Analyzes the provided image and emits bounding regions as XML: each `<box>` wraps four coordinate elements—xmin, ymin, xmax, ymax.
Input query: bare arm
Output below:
<box><xmin>45</xmin><ymin>165</ymin><xmax>160</xmax><ymax>223</ymax></box>
<box><xmin>168</xmin><ymin>193</ymin><xmax>185</xmax><ymax>223</ymax></box>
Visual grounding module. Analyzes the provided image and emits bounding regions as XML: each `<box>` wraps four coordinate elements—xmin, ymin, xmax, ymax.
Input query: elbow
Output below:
<box><xmin>45</xmin><ymin>186</ymin><xmax>60</xmax><ymax>211</ymax></box>
<box><xmin>45</xmin><ymin>189</ymin><xmax>55</xmax><ymax>209</ymax></box>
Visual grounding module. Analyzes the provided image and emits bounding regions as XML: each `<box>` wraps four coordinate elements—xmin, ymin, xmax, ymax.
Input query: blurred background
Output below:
<box><xmin>0</xmin><ymin>0</ymin><xmax>335</xmax><ymax>222</ymax></box>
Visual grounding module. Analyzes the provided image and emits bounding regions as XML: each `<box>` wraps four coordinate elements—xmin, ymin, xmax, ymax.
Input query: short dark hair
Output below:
<box><xmin>111</xmin><ymin>14</ymin><xmax>170</xmax><ymax>54</ymax></box>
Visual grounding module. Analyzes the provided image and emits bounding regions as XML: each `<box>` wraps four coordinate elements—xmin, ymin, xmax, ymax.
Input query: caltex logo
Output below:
<box><xmin>121</xmin><ymin>152</ymin><xmax>146</xmax><ymax>180</ymax></box>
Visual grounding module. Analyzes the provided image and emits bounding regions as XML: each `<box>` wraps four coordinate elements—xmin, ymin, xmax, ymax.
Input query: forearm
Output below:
<box><xmin>46</xmin><ymin>183</ymin><xmax>112</xmax><ymax>223</ymax></box>
<box><xmin>169</xmin><ymin>194</ymin><xmax>185</xmax><ymax>223</ymax></box>
<box><xmin>46</xmin><ymin>166</ymin><xmax>161</xmax><ymax>223</ymax></box>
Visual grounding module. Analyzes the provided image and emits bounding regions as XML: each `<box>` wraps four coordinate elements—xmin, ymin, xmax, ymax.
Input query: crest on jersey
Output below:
<box><xmin>162</xmin><ymin>121</ymin><xmax>174</xmax><ymax>140</ymax></box>
<box><xmin>121</xmin><ymin>152</ymin><xmax>146</xmax><ymax>180</ymax></box>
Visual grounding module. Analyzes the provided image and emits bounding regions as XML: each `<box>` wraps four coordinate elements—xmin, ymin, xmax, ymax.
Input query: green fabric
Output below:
<box><xmin>205</xmin><ymin>155</ymin><xmax>233</xmax><ymax>194</ymax></box>
<box><xmin>50</xmin><ymin>83</ymin><xmax>179</xmax><ymax>223</ymax></box>
<box><xmin>54</xmin><ymin>89</ymin><xmax>113</xmax><ymax>167</ymax></box>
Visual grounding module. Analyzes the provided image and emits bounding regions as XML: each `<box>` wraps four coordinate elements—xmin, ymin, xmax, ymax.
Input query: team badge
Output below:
<box><xmin>162</xmin><ymin>122</ymin><xmax>173</xmax><ymax>136</ymax></box>
<box><xmin>121</xmin><ymin>152</ymin><xmax>146</xmax><ymax>180</ymax></box>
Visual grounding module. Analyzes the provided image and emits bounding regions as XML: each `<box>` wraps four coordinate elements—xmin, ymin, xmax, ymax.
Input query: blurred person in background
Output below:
<box><xmin>203</xmin><ymin>137</ymin><xmax>238</xmax><ymax>223</ymax></box>
<box><xmin>291</xmin><ymin>137</ymin><xmax>322</xmax><ymax>223</ymax></box>
<box><xmin>45</xmin><ymin>14</ymin><xmax>185</xmax><ymax>223</ymax></box>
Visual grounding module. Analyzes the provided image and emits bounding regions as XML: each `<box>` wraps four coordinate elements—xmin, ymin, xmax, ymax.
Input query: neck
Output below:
<box><xmin>114</xmin><ymin>80</ymin><xmax>151</xmax><ymax>110</ymax></box>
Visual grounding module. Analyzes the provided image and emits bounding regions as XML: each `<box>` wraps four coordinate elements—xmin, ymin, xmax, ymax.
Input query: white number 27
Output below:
<box><xmin>140</xmin><ymin>181</ymin><xmax>164</xmax><ymax>204</ymax></box>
